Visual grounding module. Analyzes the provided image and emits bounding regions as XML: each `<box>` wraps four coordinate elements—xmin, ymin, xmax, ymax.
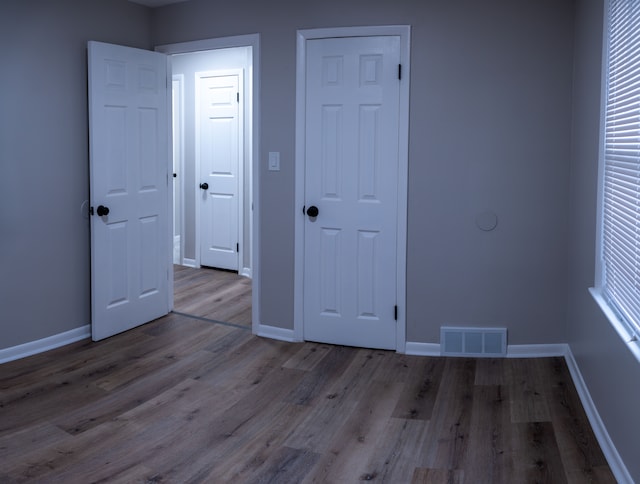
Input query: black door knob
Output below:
<box><xmin>97</xmin><ymin>205</ymin><xmax>109</xmax><ymax>216</ymax></box>
<box><xmin>199</xmin><ymin>182</ymin><xmax>209</xmax><ymax>190</ymax></box>
<box><xmin>306</xmin><ymin>205</ymin><xmax>319</xmax><ymax>217</ymax></box>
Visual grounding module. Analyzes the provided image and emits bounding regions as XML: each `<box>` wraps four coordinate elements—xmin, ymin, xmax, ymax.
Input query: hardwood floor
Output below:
<box><xmin>173</xmin><ymin>265</ymin><xmax>251</xmax><ymax>327</ymax></box>
<box><xmin>0</xmin><ymin>314</ymin><xmax>614</xmax><ymax>483</ymax></box>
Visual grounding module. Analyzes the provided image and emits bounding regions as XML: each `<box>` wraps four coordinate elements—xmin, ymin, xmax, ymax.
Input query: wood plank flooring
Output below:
<box><xmin>0</xmin><ymin>314</ymin><xmax>615</xmax><ymax>483</ymax></box>
<box><xmin>173</xmin><ymin>265</ymin><xmax>251</xmax><ymax>327</ymax></box>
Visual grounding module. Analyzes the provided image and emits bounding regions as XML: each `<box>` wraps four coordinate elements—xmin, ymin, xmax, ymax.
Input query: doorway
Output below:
<box><xmin>170</xmin><ymin>47</ymin><xmax>251</xmax><ymax>275</ymax></box>
<box><xmin>157</xmin><ymin>35</ymin><xmax>260</xmax><ymax>332</ymax></box>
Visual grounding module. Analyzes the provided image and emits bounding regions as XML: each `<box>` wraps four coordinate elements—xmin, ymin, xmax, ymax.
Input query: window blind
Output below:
<box><xmin>603</xmin><ymin>0</ymin><xmax>640</xmax><ymax>335</ymax></box>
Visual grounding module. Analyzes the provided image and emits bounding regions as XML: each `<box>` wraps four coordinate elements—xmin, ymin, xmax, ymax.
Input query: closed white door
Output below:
<box><xmin>197</xmin><ymin>71</ymin><xmax>242</xmax><ymax>270</ymax></box>
<box><xmin>88</xmin><ymin>41</ymin><xmax>170</xmax><ymax>341</ymax></box>
<box><xmin>303</xmin><ymin>36</ymin><xmax>401</xmax><ymax>350</ymax></box>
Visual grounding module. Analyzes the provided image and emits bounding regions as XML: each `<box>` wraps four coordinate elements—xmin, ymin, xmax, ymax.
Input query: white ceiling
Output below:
<box><xmin>128</xmin><ymin>0</ymin><xmax>190</xmax><ymax>7</ymax></box>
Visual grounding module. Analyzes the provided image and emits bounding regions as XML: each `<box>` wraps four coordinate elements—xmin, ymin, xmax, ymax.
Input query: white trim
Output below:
<box><xmin>404</xmin><ymin>342</ymin><xmax>569</xmax><ymax>358</ymax></box>
<box><xmin>172</xmin><ymin>73</ymin><xmax>185</xmax><ymax>268</ymax></box>
<box><xmin>256</xmin><ymin>324</ymin><xmax>300</xmax><ymax>343</ymax></box>
<box><xmin>156</xmin><ymin>35</ymin><xmax>257</xmax><ymax>55</ymax></box>
<box><xmin>594</xmin><ymin>0</ymin><xmax>608</xmax><ymax>289</ymax></box>
<box><xmin>293</xmin><ymin>25</ymin><xmax>411</xmax><ymax>349</ymax></box>
<box><xmin>182</xmin><ymin>257</ymin><xmax>196</xmax><ymax>268</ymax></box>
<box><xmin>565</xmin><ymin>346</ymin><xmax>634</xmax><ymax>484</ymax></box>
<box><xmin>165</xmin><ymin>61</ymin><xmax>176</xmax><ymax>312</ymax></box>
<box><xmin>404</xmin><ymin>342</ymin><xmax>441</xmax><ymax>356</ymax></box>
<box><xmin>293</xmin><ymin>30</ymin><xmax>306</xmax><ymax>342</ymax></box>
<box><xmin>155</xmin><ymin>34</ymin><xmax>261</xmax><ymax>332</ymax></box>
<box><xmin>506</xmin><ymin>343</ymin><xmax>568</xmax><ymax>358</ymax></box>
<box><xmin>589</xmin><ymin>288</ymin><xmax>640</xmax><ymax>364</ymax></box>
<box><xmin>173</xmin><ymin>234</ymin><xmax>181</xmax><ymax>265</ymax></box>
<box><xmin>0</xmin><ymin>325</ymin><xmax>90</xmax><ymax>364</ymax></box>
<box><xmin>240</xmin><ymin>267</ymin><xmax>252</xmax><ymax>278</ymax></box>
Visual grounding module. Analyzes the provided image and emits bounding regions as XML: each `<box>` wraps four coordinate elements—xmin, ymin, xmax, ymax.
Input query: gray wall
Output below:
<box><xmin>568</xmin><ymin>0</ymin><xmax>640</xmax><ymax>480</ymax></box>
<box><xmin>0</xmin><ymin>0</ymin><xmax>151</xmax><ymax>348</ymax></box>
<box><xmin>152</xmin><ymin>0</ymin><xmax>574</xmax><ymax>342</ymax></box>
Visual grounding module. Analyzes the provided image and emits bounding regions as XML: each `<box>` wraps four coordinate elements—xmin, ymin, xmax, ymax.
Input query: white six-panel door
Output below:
<box><xmin>88</xmin><ymin>41</ymin><xmax>170</xmax><ymax>341</ymax></box>
<box><xmin>196</xmin><ymin>71</ymin><xmax>242</xmax><ymax>270</ymax></box>
<box><xmin>303</xmin><ymin>36</ymin><xmax>401</xmax><ymax>350</ymax></box>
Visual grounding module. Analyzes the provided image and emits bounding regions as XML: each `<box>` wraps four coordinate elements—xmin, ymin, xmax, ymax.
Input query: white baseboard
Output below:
<box><xmin>564</xmin><ymin>348</ymin><xmax>633</xmax><ymax>484</ymax></box>
<box><xmin>240</xmin><ymin>267</ymin><xmax>252</xmax><ymax>278</ymax></box>
<box><xmin>0</xmin><ymin>324</ymin><xmax>91</xmax><ymax>364</ymax></box>
<box><xmin>173</xmin><ymin>235</ymin><xmax>181</xmax><ymax>265</ymax></box>
<box><xmin>404</xmin><ymin>342</ymin><xmax>441</xmax><ymax>356</ymax></box>
<box><xmin>182</xmin><ymin>258</ymin><xmax>196</xmax><ymax>268</ymax></box>
<box><xmin>506</xmin><ymin>343</ymin><xmax>568</xmax><ymax>358</ymax></box>
<box><xmin>404</xmin><ymin>342</ymin><xmax>569</xmax><ymax>358</ymax></box>
<box><xmin>255</xmin><ymin>324</ymin><xmax>299</xmax><ymax>343</ymax></box>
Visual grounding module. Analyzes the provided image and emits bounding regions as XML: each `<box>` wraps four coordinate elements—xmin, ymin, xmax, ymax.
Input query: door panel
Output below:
<box><xmin>303</xmin><ymin>36</ymin><xmax>400</xmax><ymax>350</ymax></box>
<box><xmin>88</xmin><ymin>41</ymin><xmax>170</xmax><ymax>341</ymax></box>
<box><xmin>197</xmin><ymin>72</ymin><xmax>241</xmax><ymax>270</ymax></box>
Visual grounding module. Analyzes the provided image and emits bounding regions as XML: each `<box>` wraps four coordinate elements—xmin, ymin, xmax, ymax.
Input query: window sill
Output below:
<box><xmin>589</xmin><ymin>287</ymin><xmax>640</xmax><ymax>365</ymax></box>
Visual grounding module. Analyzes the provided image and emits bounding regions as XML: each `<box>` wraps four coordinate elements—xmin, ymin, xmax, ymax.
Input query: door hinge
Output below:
<box><xmin>394</xmin><ymin>305</ymin><xmax>398</xmax><ymax>321</ymax></box>
<box><xmin>236</xmin><ymin>243</ymin><xmax>239</xmax><ymax>253</ymax></box>
<box><xmin>398</xmin><ymin>64</ymin><xmax>402</xmax><ymax>80</ymax></box>
<box><xmin>237</xmin><ymin>92</ymin><xmax>240</xmax><ymax>103</ymax></box>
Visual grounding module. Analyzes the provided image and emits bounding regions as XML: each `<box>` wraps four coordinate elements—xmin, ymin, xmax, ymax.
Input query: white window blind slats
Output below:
<box><xmin>609</xmin><ymin>24</ymin><xmax>640</xmax><ymax>56</ymax></box>
<box><xmin>605</xmin><ymin>157</ymin><xmax>640</xmax><ymax>168</ymax></box>
<box><xmin>605</xmin><ymin>104</ymin><xmax>640</xmax><ymax>122</ymax></box>
<box><xmin>603</xmin><ymin>0</ymin><xmax>640</xmax><ymax>336</ymax></box>
<box><xmin>603</xmin><ymin>241</ymin><xmax>638</xmax><ymax>287</ymax></box>
<box><xmin>605</xmin><ymin>127</ymin><xmax>640</xmax><ymax>139</ymax></box>
<box><xmin>604</xmin><ymin>258</ymin><xmax>638</xmax><ymax>297</ymax></box>
<box><xmin>605</xmin><ymin>162</ymin><xmax>640</xmax><ymax>176</ymax></box>
<box><xmin>610</xmin><ymin>3</ymin><xmax>640</xmax><ymax>33</ymax></box>
<box><xmin>606</xmin><ymin>106</ymin><xmax>640</xmax><ymax>121</ymax></box>
<box><xmin>608</xmin><ymin>42</ymin><xmax>640</xmax><ymax>76</ymax></box>
<box><xmin>605</xmin><ymin>143</ymin><xmax>640</xmax><ymax>153</ymax></box>
<box><xmin>606</xmin><ymin>88</ymin><xmax>640</xmax><ymax>108</ymax></box>
<box><xmin>607</xmin><ymin>195</ymin><xmax>640</xmax><ymax>215</ymax></box>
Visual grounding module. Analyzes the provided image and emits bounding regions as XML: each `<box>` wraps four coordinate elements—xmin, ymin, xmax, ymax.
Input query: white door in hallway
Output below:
<box><xmin>197</xmin><ymin>71</ymin><xmax>242</xmax><ymax>271</ymax></box>
<box><xmin>303</xmin><ymin>36</ymin><xmax>401</xmax><ymax>350</ymax></box>
<box><xmin>88</xmin><ymin>41</ymin><xmax>171</xmax><ymax>341</ymax></box>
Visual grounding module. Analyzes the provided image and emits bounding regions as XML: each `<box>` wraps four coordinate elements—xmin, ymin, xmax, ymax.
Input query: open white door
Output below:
<box><xmin>88</xmin><ymin>41</ymin><xmax>170</xmax><ymax>341</ymax></box>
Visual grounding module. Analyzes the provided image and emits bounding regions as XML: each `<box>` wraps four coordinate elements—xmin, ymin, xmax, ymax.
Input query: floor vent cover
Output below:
<box><xmin>440</xmin><ymin>327</ymin><xmax>507</xmax><ymax>357</ymax></box>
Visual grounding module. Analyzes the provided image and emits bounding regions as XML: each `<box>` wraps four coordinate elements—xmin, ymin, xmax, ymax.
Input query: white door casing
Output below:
<box><xmin>196</xmin><ymin>70</ymin><xmax>243</xmax><ymax>271</ymax></box>
<box><xmin>172</xmin><ymin>74</ymin><xmax>185</xmax><ymax>265</ymax></box>
<box><xmin>88</xmin><ymin>41</ymin><xmax>171</xmax><ymax>341</ymax></box>
<box><xmin>302</xmin><ymin>35</ymin><xmax>402</xmax><ymax>350</ymax></box>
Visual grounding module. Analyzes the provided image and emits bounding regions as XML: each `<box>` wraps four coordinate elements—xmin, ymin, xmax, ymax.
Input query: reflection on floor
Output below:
<box><xmin>173</xmin><ymin>265</ymin><xmax>251</xmax><ymax>328</ymax></box>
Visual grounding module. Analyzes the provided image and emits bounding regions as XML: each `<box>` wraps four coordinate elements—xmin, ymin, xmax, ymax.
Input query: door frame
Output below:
<box><xmin>195</xmin><ymin>68</ymin><xmax>244</xmax><ymax>272</ymax></box>
<box><xmin>293</xmin><ymin>26</ymin><xmax>410</xmax><ymax>352</ymax></box>
<box><xmin>172</xmin><ymin>73</ymin><xmax>185</xmax><ymax>266</ymax></box>
<box><xmin>156</xmin><ymin>34</ymin><xmax>261</xmax><ymax>332</ymax></box>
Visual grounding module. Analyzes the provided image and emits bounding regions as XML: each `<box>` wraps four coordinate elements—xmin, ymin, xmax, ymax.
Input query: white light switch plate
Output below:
<box><xmin>268</xmin><ymin>152</ymin><xmax>280</xmax><ymax>171</ymax></box>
